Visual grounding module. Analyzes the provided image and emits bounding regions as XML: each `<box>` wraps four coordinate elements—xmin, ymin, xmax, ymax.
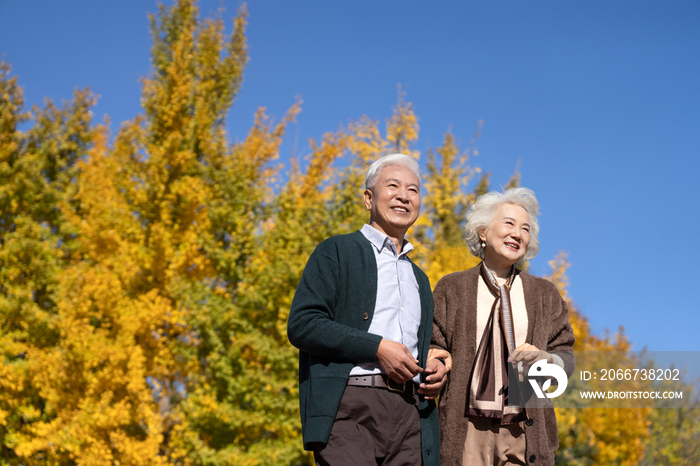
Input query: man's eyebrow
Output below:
<box><xmin>385</xmin><ymin>178</ymin><xmax>420</xmax><ymax>188</ymax></box>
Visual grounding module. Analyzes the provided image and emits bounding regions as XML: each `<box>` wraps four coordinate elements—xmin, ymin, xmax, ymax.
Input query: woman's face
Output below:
<box><xmin>480</xmin><ymin>203</ymin><xmax>531</xmax><ymax>270</ymax></box>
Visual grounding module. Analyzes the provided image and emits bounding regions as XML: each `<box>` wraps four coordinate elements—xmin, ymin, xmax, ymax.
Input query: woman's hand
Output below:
<box><xmin>508</xmin><ymin>343</ymin><xmax>552</xmax><ymax>367</ymax></box>
<box><xmin>427</xmin><ymin>348</ymin><xmax>453</xmax><ymax>371</ymax></box>
<box><xmin>418</xmin><ymin>358</ymin><xmax>449</xmax><ymax>399</ymax></box>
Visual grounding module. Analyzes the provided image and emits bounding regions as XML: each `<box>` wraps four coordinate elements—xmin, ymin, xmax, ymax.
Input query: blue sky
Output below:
<box><xmin>1</xmin><ymin>1</ymin><xmax>699</xmax><ymax>351</ymax></box>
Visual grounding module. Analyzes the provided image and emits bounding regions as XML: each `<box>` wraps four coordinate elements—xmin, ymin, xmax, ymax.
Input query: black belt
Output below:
<box><xmin>347</xmin><ymin>374</ymin><xmax>415</xmax><ymax>394</ymax></box>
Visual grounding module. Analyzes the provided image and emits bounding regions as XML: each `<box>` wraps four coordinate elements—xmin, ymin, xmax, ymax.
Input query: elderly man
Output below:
<box><xmin>288</xmin><ymin>153</ymin><xmax>447</xmax><ymax>466</ymax></box>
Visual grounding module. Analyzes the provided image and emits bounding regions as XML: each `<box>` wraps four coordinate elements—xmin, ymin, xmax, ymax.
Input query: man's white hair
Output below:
<box><xmin>365</xmin><ymin>153</ymin><xmax>421</xmax><ymax>190</ymax></box>
<box><xmin>464</xmin><ymin>187</ymin><xmax>540</xmax><ymax>260</ymax></box>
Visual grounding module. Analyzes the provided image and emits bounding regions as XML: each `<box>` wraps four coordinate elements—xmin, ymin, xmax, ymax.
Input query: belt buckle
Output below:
<box><xmin>386</xmin><ymin>378</ymin><xmax>406</xmax><ymax>393</ymax></box>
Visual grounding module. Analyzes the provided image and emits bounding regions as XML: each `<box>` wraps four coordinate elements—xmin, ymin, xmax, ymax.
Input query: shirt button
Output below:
<box><xmin>363</xmin><ymin>313</ymin><xmax>369</xmax><ymax>320</ymax></box>
<box><xmin>529</xmin><ymin>454</ymin><xmax>536</xmax><ymax>463</ymax></box>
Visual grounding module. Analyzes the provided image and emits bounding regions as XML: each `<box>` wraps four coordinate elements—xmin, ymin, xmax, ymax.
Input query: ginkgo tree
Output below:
<box><xmin>0</xmin><ymin>1</ymin><xmax>685</xmax><ymax>465</ymax></box>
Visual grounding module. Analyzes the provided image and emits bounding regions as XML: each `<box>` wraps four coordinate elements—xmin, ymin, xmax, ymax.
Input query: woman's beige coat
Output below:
<box><xmin>431</xmin><ymin>266</ymin><xmax>575</xmax><ymax>466</ymax></box>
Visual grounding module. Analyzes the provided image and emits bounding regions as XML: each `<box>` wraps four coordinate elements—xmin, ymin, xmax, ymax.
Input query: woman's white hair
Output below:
<box><xmin>365</xmin><ymin>153</ymin><xmax>421</xmax><ymax>190</ymax></box>
<box><xmin>464</xmin><ymin>187</ymin><xmax>540</xmax><ymax>260</ymax></box>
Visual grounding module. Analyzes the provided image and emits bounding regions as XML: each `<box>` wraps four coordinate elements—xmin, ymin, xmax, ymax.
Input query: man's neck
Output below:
<box><xmin>367</xmin><ymin>222</ymin><xmax>405</xmax><ymax>253</ymax></box>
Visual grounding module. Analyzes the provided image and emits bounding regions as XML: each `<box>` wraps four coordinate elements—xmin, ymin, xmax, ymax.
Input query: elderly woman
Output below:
<box><xmin>429</xmin><ymin>187</ymin><xmax>574</xmax><ymax>466</ymax></box>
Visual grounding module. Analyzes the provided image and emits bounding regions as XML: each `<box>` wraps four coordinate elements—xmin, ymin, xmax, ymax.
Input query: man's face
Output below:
<box><xmin>364</xmin><ymin>164</ymin><xmax>421</xmax><ymax>239</ymax></box>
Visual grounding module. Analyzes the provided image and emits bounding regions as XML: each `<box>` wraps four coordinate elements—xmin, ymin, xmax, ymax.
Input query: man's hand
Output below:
<box><xmin>376</xmin><ymin>339</ymin><xmax>423</xmax><ymax>384</ymax></box>
<box><xmin>418</xmin><ymin>358</ymin><xmax>449</xmax><ymax>399</ymax></box>
<box><xmin>427</xmin><ymin>348</ymin><xmax>452</xmax><ymax>371</ymax></box>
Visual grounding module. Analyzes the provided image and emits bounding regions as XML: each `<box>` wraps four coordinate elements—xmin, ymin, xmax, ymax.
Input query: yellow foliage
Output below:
<box><xmin>423</xmin><ymin>243</ymin><xmax>481</xmax><ymax>289</ymax></box>
<box><xmin>0</xmin><ymin>2</ymin><xmax>667</xmax><ymax>465</ymax></box>
<box><xmin>385</xmin><ymin>87</ymin><xmax>420</xmax><ymax>159</ymax></box>
<box><xmin>302</xmin><ymin>131</ymin><xmax>350</xmax><ymax>199</ymax></box>
<box><xmin>547</xmin><ymin>253</ymin><xmax>650</xmax><ymax>466</ymax></box>
<box><xmin>346</xmin><ymin>116</ymin><xmax>389</xmax><ymax>164</ymax></box>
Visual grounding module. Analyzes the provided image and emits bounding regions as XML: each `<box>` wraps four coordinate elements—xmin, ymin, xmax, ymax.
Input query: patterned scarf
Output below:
<box><xmin>465</xmin><ymin>262</ymin><xmax>527</xmax><ymax>423</ymax></box>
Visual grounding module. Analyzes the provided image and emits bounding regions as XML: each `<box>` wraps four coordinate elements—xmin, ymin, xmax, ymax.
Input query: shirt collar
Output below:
<box><xmin>360</xmin><ymin>224</ymin><xmax>414</xmax><ymax>257</ymax></box>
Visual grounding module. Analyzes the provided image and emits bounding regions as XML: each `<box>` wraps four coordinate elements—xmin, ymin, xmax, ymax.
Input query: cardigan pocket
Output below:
<box><xmin>308</xmin><ymin>371</ymin><xmax>349</xmax><ymax>417</ymax></box>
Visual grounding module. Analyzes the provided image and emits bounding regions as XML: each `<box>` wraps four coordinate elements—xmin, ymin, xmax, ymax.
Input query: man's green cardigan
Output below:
<box><xmin>287</xmin><ymin>231</ymin><xmax>440</xmax><ymax>466</ymax></box>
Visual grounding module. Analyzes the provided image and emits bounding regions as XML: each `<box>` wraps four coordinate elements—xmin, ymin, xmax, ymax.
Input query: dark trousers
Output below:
<box><xmin>313</xmin><ymin>384</ymin><xmax>422</xmax><ymax>466</ymax></box>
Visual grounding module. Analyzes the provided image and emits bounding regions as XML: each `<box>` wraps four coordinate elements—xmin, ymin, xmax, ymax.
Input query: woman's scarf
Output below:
<box><xmin>465</xmin><ymin>261</ymin><xmax>527</xmax><ymax>423</ymax></box>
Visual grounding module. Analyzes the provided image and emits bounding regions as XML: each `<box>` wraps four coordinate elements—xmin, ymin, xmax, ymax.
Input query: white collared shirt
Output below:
<box><xmin>349</xmin><ymin>224</ymin><xmax>422</xmax><ymax>384</ymax></box>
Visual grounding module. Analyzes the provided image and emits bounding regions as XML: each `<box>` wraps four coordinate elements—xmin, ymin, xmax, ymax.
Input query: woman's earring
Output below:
<box><xmin>481</xmin><ymin>241</ymin><xmax>485</xmax><ymax>248</ymax></box>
